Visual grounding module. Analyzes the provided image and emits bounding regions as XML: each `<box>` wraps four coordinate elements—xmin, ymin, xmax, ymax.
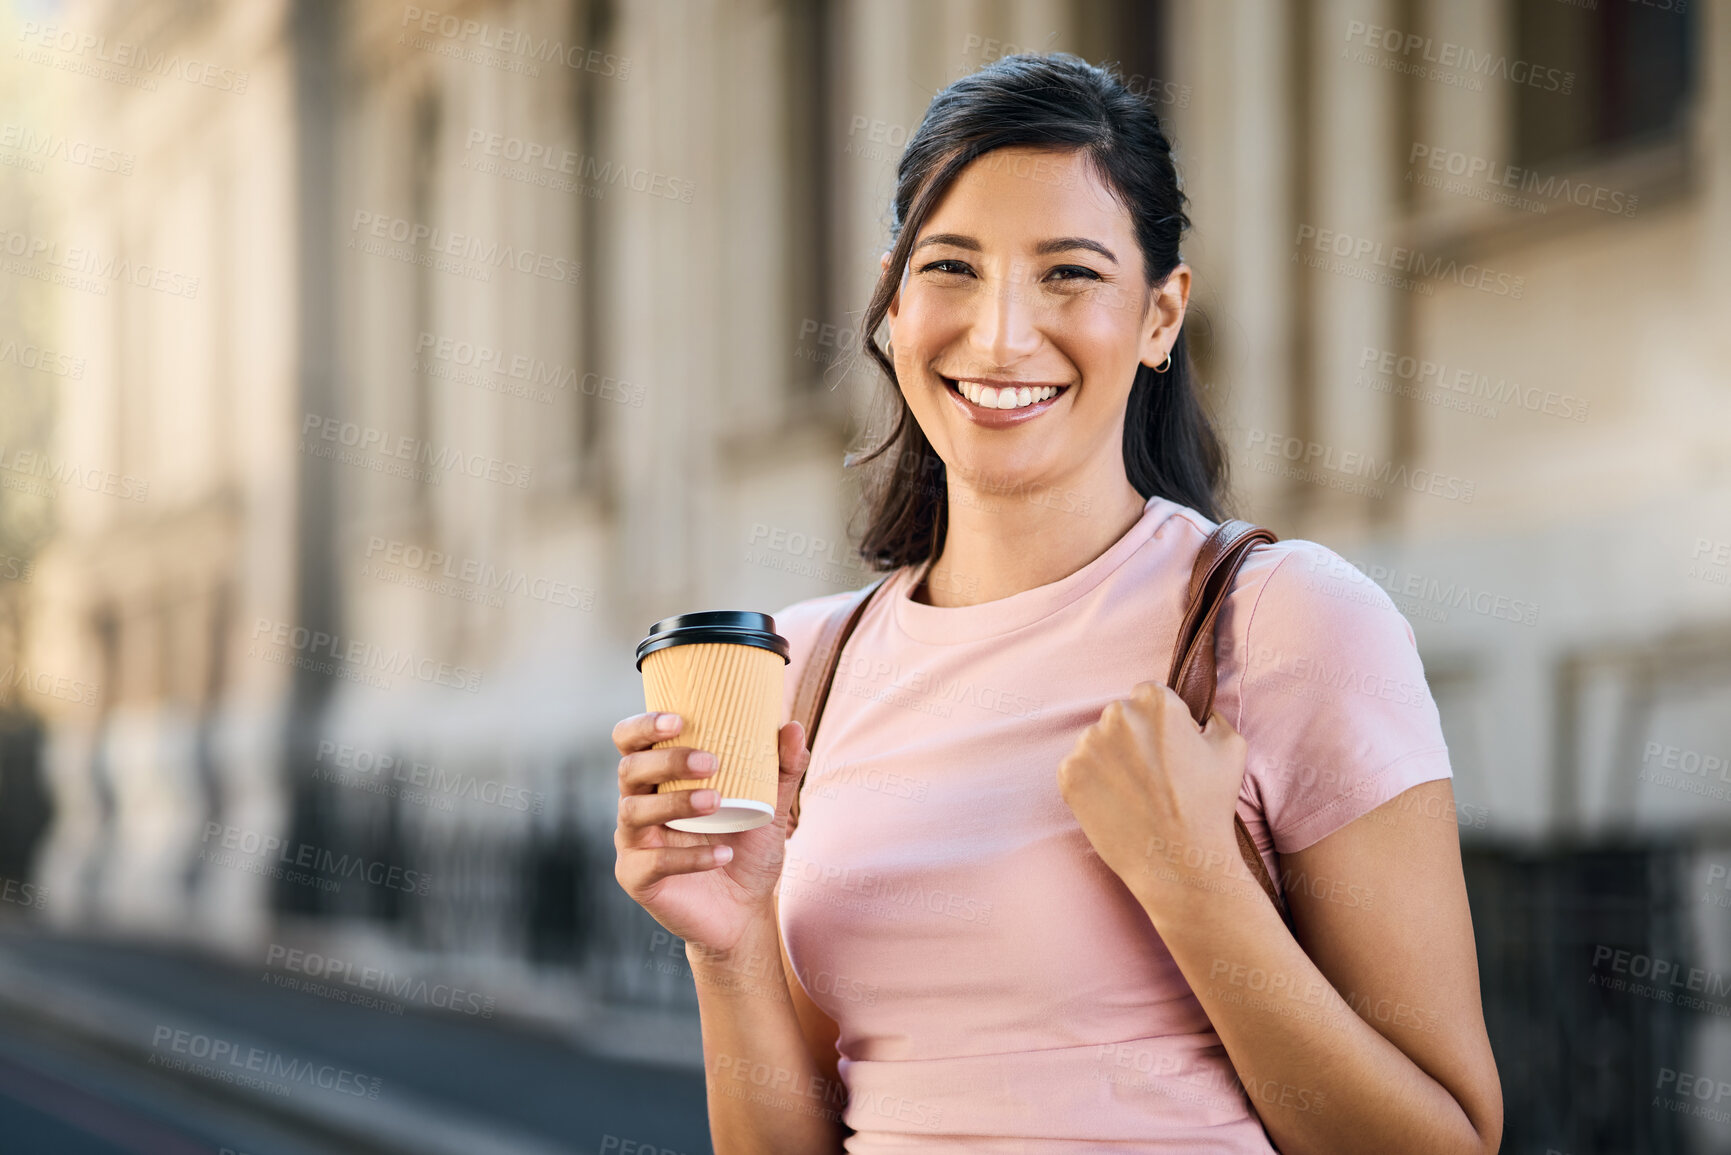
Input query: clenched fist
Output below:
<box><xmin>1056</xmin><ymin>680</ymin><xmax>1258</xmax><ymax>916</ymax></box>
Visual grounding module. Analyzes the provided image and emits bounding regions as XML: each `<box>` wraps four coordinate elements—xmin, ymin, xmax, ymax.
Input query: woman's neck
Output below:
<box><xmin>915</xmin><ymin>472</ymin><xmax>1149</xmax><ymax>607</ymax></box>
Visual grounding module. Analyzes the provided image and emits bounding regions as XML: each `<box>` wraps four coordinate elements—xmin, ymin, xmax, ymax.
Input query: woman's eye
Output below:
<box><xmin>1047</xmin><ymin>265</ymin><xmax>1102</xmax><ymax>282</ymax></box>
<box><xmin>919</xmin><ymin>260</ymin><xmax>973</xmax><ymax>277</ymax></box>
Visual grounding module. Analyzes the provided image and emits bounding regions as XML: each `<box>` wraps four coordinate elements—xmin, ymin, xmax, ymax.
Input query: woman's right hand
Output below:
<box><xmin>612</xmin><ymin>712</ymin><xmax>810</xmax><ymax>956</ymax></box>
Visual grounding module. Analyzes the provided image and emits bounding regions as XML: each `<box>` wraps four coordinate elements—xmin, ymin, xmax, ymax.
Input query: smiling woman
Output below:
<box><xmin>848</xmin><ymin>58</ymin><xmax>1223</xmax><ymax>594</ymax></box>
<box><xmin>611</xmin><ymin>53</ymin><xmax>1503</xmax><ymax>1155</ymax></box>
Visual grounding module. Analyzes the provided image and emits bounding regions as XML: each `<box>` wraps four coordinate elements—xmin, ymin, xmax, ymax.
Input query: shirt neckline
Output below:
<box><xmin>889</xmin><ymin>494</ymin><xmax>1190</xmax><ymax>645</ymax></box>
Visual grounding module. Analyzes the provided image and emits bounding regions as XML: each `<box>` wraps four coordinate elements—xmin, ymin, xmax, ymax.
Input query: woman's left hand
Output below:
<box><xmin>1056</xmin><ymin>680</ymin><xmax>1253</xmax><ymax>914</ymax></box>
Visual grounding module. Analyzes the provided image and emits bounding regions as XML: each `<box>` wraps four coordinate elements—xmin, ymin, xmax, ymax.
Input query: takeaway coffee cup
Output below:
<box><xmin>635</xmin><ymin>610</ymin><xmax>790</xmax><ymax>833</ymax></box>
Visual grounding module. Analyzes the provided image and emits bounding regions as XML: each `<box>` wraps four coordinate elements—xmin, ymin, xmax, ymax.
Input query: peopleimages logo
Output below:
<box><xmin>0</xmin><ymin>445</ymin><xmax>149</xmax><ymax>502</ymax></box>
<box><xmin>0</xmin><ymin>334</ymin><xmax>85</xmax><ymax>379</ymax></box>
<box><xmin>301</xmin><ymin>413</ymin><xmax>532</xmax><ymax>489</ymax></box>
<box><xmin>15</xmin><ymin>21</ymin><xmax>250</xmax><ymax>93</ymax></box>
<box><xmin>1408</xmin><ymin>144</ymin><xmax>1637</xmax><ymax>218</ymax></box>
<box><xmin>1245</xmin><ymin>429</ymin><xmax>1475</xmax><ymax>504</ymax></box>
<box><xmin>363</xmin><ymin>535</ymin><xmax>594</xmax><ymax>611</ymax></box>
<box><xmin>1234</xmin><ymin>641</ymin><xmax>1433</xmax><ymax>710</ymax></box>
<box><xmin>0</xmin><ymin>226</ymin><xmax>201</xmax><ymax>298</ymax></box>
<box><xmin>1357</xmin><ymin>345</ymin><xmax>1589</xmax><ymax>423</ymax></box>
<box><xmin>1343</xmin><ymin>20</ymin><xmax>1574</xmax><ymax>94</ymax></box>
<box><xmin>835</xmin><ymin>653</ymin><xmax>1044</xmax><ymax>721</ymax></box>
<box><xmin>0</xmin><ymin>124</ymin><xmax>135</xmax><ymax>174</ymax></box>
<box><xmin>461</xmin><ymin>129</ymin><xmax>693</xmax><ymax>203</ymax></box>
<box><xmin>201</xmin><ymin>822</ymin><xmax>432</xmax><ymax>896</ymax></box>
<box><xmin>149</xmin><ymin>1026</ymin><xmax>381</xmax><ymax>1099</ymax></box>
<box><xmin>779</xmin><ymin>854</ymin><xmax>994</xmax><ymax>925</ymax></box>
<box><xmin>415</xmin><ymin>331</ymin><xmax>644</xmax><ymax>407</ymax></box>
<box><xmin>249</xmin><ymin>616</ymin><xmax>483</xmax><ymax>693</ymax></box>
<box><xmin>1590</xmin><ymin>944</ymin><xmax>1731</xmax><ymax>997</ymax></box>
<box><xmin>1639</xmin><ymin>740</ymin><xmax>1731</xmax><ymax>805</ymax></box>
<box><xmin>315</xmin><ymin>739</ymin><xmax>545</xmax><ymax>814</ymax></box>
<box><xmin>264</xmin><ymin>944</ymin><xmax>496</xmax><ymax>1017</ymax></box>
<box><xmin>400</xmin><ymin>6</ymin><xmax>630</xmax><ymax>78</ymax></box>
<box><xmin>1300</xmin><ymin>548</ymin><xmax>1541</xmax><ymax>628</ymax></box>
<box><xmin>0</xmin><ymin>875</ymin><xmax>47</xmax><ymax>910</ymax></box>
<box><xmin>0</xmin><ymin>663</ymin><xmax>99</xmax><ymax>708</ymax></box>
<box><xmin>1294</xmin><ymin>225</ymin><xmax>1524</xmax><ymax>299</ymax></box>
<box><xmin>348</xmin><ymin>211</ymin><xmax>581</xmax><ymax>285</ymax></box>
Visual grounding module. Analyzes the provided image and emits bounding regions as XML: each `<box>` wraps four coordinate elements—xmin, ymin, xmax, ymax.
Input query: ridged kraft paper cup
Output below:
<box><xmin>635</xmin><ymin>611</ymin><xmax>790</xmax><ymax>833</ymax></box>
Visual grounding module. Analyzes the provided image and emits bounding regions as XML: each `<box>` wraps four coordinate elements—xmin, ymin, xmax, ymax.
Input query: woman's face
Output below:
<box><xmin>885</xmin><ymin>146</ymin><xmax>1187</xmax><ymax>500</ymax></box>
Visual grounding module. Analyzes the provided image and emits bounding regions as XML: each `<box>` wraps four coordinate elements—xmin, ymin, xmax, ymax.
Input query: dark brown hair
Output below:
<box><xmin>846</xmin><ymin>52</ymin><xmax>1228</xmax><ymax>572</ymax></box>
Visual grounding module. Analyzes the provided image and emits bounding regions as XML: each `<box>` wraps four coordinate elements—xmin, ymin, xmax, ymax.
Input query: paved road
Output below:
<box><xmin>0</xmin><ymin>933</ymin><xmax>716</xmax><ymax>1155</ymax></box>
<box><xmin>0</xmin><ymin>1006</ymin><xmax>343</xmax><ymax>1155</ymax></box>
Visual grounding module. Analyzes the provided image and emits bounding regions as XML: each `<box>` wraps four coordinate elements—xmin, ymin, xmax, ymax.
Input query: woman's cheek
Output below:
<box><xmin>1075</xmin><ymin>291</ymin><xmax>1142</xmax><ymax>338</ymax></box>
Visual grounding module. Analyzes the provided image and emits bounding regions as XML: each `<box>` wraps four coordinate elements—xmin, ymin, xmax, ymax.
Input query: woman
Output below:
<box><xmin>614</xmin><ymin>54</ymin><xmax>1502</xmax><ymax>1153</ymax></box>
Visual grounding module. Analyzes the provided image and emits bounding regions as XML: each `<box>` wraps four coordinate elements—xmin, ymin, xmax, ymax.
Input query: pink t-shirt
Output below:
<box><xmin>772</xmin><ymin>494</ymin><xmax>1452</xmax><ymax>1151</ymax></box>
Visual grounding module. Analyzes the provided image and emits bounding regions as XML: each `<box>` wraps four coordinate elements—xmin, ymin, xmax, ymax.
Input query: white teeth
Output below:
<box><xmin>954</xmin><ymin>381</ymin><xmax>1062</xmax><ymax>410</ymax></box>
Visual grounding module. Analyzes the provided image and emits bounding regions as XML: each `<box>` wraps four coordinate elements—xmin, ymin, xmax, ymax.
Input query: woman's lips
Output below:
<box><xmin>941</xmin><ymin>376</ymin><xmax>1069</xmax><ymax>427</ymax></box>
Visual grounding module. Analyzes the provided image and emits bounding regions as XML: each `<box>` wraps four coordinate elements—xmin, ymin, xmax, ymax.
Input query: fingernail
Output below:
<box><xmin>656</xmin><ymin>714</ymin><xmax>680</xmax><ymax>733</ymax></box>
<box><xmin>689</xmin><ymin>751</ymin><xmax>717</xmax><ymax>772</ymax></box>
<box><xmin>693</xmin><ymin>790</ymin><xmax>718</xmax><ymax>809</ymax></box>
<box><xmin>713</xmin><ymin>845</ymin><xmax>733</xmax><ymax>864</ymax></box>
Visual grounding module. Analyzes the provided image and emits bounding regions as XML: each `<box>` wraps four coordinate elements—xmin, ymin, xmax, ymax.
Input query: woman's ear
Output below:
<box><xmin>1139</xmin><ymin>263</ymin><xmax>1192</xmax><ymax>370</ymax></box>
<box><xmin>882</xmin><ymin>250</ymin><xmax>900</xmax><ymax>327</ymax></box>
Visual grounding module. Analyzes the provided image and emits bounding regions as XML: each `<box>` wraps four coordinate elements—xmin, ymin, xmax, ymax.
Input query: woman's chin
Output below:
<box><xmin>942</xmin><ymin>452</ymin><xmax>1060</xmax><ymax>499</ymax></box>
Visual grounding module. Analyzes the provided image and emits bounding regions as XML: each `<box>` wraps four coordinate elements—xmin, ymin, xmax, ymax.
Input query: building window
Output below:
<box><xmin>1510</xmin><ymin>0</ymin><xmax>1694</xmax><ymax>169</ymax></box>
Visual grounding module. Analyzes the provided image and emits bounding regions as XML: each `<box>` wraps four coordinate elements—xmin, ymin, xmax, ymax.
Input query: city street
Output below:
<box><xmin>0</xmin><ymin>1011</ymin><xmax>336</xmax><ymax>1155</ymax></box>
<box><xmin>0</xmin><ymin>931</ymin><xmax>714</xmax><ymax>1155</ymax></box>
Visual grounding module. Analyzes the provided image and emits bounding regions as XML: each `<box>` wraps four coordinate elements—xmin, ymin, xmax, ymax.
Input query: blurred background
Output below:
<box><xmin>0</xmin><ymin>0</ymin><xmax>1725</xmax><ymax>1151</ymax></box>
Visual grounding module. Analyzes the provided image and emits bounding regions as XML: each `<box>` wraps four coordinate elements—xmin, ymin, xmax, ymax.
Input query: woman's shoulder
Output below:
<box><xmin>770</xmin><ymin>585</ymin><xmax>879</xmax><ymax>658</ymax></box>
<box><xmin>770</xmin><ymin>574</ymin><xmax>902</xmax><ymax>723</ymax></box>
<box><xmin>1213</xmin><ymin>535</ymin><xmax>1450</xmax><ymax>853</ymax></box>
<box><xmin>1154</xmin><ymin>506</ymin><xmax>1411</xmax><ymax>638</ymax></box>
<box><xmin>1228</xmin><ymin>536</ymin><xmax>1417</xmax><ymax>650</ymax></box>
<box><xmin>771</xmin><ymin>570</ymin><xmax>904</xmax><ymax>663</ymax></box>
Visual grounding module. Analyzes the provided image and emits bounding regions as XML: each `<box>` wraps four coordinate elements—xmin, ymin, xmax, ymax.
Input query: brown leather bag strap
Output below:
<box><xmin>1169</xmin><ymin>520</ymin><xmax>1277</xmax><ymax>716</ymax></box>
<box><xmin>787</xmin><ymin>573</ymin><xmax>893</xmax><ymax>835</ymax></box>
<box><xmin>1170</xmin><ymin>520</ymin><xmax>1291</xmax><ymax>925</ymax></box>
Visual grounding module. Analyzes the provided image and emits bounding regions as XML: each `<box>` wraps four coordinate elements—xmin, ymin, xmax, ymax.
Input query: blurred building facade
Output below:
<box><xmin>8</xmin><ymin>0</ymin><xmax>1731</xmax><ymax>1141</ymax></box>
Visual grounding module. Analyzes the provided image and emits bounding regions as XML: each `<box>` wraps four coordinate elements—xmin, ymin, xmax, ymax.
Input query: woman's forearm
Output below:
<box><xmin>1134</xmin><ymin>873</ymin><xmax>1489</xmax><ymax>1155</ymax></box>
<box><xmin>688</xmin><ymin>911</ymin><xmax>849</xmax><ymax>1155</ymax></box>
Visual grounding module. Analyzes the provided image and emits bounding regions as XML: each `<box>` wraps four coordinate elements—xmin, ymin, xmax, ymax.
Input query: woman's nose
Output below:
<box><xmin>968</xmin><ymin>269</ymin><xmax>1043</xmax><ymax>365</ymax></box>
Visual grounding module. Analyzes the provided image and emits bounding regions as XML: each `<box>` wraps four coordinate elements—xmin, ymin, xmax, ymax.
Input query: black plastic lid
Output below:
<box><xmin>635</xmin><ymin>610</ymin><xmax>790</xmax><ymax>670</ymax></box>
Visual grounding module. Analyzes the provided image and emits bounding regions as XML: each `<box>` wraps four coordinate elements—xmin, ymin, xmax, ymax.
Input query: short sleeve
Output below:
<box><xmin>1225</xmin><ymin>540</ymin><xmax>1453</xmax><ymax>854</ymax></box>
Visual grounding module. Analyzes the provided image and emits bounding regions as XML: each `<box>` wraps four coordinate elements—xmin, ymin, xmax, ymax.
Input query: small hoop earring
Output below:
<box><xmin>1155</xmin><ymin>349</ymin><xmax>1172</xmax><ymax>373</ymax></box>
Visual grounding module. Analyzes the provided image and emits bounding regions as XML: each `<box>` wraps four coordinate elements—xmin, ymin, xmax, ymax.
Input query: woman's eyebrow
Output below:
<box><xmin>1035</xmin><ymin>236</ymin><xmax>1117</xmax><ymax>263</ymax></box>
<box><xmin>910</xmin><ymin>233</ymin><xmax>1118</xmax><ymax>265</ymax></box>
<box><xmin>912</xmin><ymin>232</ymin><xmax>980</xmax><ymax>253</ymax></box>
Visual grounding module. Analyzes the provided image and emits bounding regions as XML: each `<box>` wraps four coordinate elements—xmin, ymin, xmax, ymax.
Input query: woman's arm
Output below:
<box><xmin>1139</xmin><ymin>777</ymin><xmax>1501</xmax><ymax>1155</ymax></box>
<box><xmin>688</xmin><ymin>906</ymin><xmax>852</xmax><ymax>1154</ymax></box>
<box><xmin>1058</xmin><ymin>685</ymin><xmax>1502</xmax><ymax>1155</ymax></box>
<box><xmin>611</xmin><ymin>713</ymin><xmax>849</xmax><ymax>1154</ymax></box>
